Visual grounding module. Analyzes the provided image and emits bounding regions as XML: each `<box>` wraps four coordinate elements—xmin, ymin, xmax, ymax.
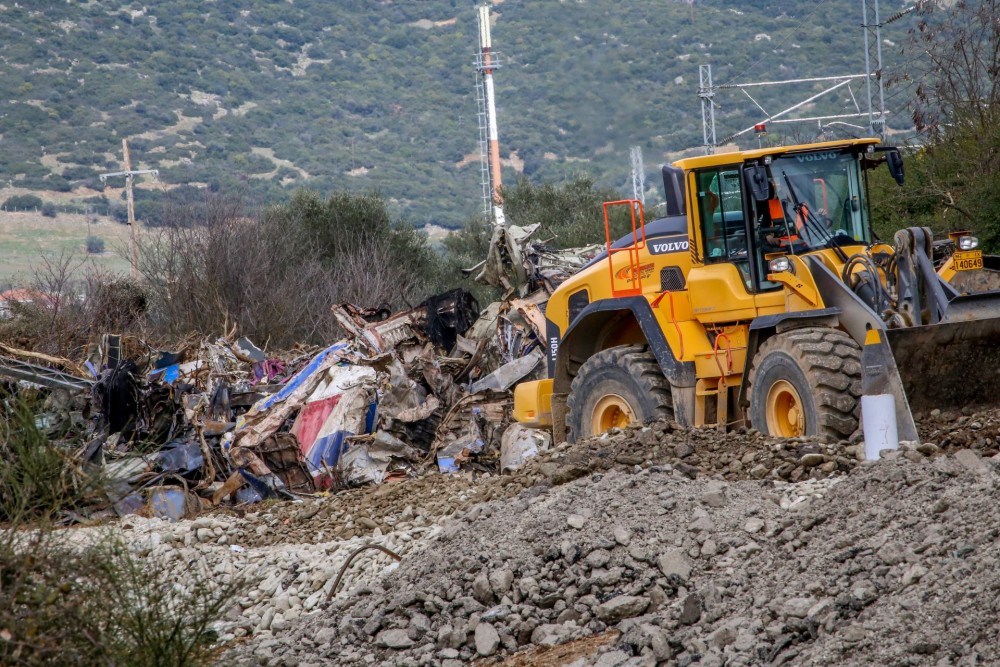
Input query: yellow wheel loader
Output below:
<box><xmin>513</xmin><ymin>138</ymin><xmax>997</xmax><ymax>444</ymax></box>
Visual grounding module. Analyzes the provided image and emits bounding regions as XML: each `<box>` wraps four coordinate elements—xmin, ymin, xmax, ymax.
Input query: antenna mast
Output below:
<box><xmin>476</xmin><ymin>4</ymin><xmax>506</xmax><ymax>226</ymax></box>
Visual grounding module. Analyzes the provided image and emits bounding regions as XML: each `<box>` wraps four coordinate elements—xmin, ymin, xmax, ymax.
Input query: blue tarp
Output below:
<box><xmin>241</xmin><ymin>342</ymin><xmax>348</xmax><ymax>421</ymax></box>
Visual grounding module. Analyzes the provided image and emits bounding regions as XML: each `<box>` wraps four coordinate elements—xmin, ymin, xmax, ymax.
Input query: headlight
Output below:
<box><xmin>768</xmin><ymin>256</ymin><xmax>791</xmax><ymax>273</ymax></box>
<box><xmin>959</xmin><ymin>235</ymin><xmax>979</xmax><ymax>251</ymax></box>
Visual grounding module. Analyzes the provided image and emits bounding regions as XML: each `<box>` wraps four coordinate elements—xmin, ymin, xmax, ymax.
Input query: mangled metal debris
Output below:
<box><xmin>16</xmin><ymin>222</ymin><xmax>590</xmax><ymax>522</ymax></box>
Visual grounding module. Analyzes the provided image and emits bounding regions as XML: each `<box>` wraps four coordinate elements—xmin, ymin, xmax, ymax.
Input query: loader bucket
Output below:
<box><xmin>885</xmin><ymin>294</ymin><xmax>1000</xmax><ymax>416</ymax></box>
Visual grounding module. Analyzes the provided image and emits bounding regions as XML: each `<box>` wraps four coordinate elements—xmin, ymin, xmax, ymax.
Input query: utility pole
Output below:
<box><xmin>100</xmin><ymin>139</ymin><xmax>158</xmax><ymax>280</ymax></box>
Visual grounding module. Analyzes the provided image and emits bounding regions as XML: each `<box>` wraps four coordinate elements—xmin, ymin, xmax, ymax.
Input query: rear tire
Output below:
<box><xmin>747</xmin><ymin>327</ymin><xmax>862</xmax><ymax>441</ymax></box>
<box><xmin>566</xmin><ymin>345</ymin><xmax>673</xmax><ymax>443</ymax></box>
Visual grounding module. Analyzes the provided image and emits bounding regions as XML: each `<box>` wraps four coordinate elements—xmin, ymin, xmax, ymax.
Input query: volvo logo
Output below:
<box><xmin>648</xmin><ymin>235</ymin><xmax>690</xmax><ymax>255</ymax></box>
<box><xmin>794</xmin><ymin>151</ymin><xmax>839</xmax><ymax>163</ymax></box>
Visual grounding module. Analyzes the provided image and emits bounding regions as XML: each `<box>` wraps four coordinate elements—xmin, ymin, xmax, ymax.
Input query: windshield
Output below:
<box><xmin>769</xmin><ymin>150</ymin><xmax>870</xmax><ymax>251</ymax></box>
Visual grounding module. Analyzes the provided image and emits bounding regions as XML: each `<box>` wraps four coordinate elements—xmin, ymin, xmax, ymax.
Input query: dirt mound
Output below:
<box><xmin>917</xmin><ymin>406</ymin><xmax>1000</xmax><ymax>456</ymax></box>
<box><xmin>222</xmin><ymin>423</ymin><xmax>1000</xmax><ymax>666</ymax></box>
<box><xmin>230</xmin><ymin>420</ymin><xmax>861</xmax><ymax>550</ymax></box>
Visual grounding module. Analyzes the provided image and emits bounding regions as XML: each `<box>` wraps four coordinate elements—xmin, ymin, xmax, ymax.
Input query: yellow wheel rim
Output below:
<box><xmin>765</xmin><ymin>380</ymin><xmax>805</xmax><ymax>437</ymax></box>
<box><xmin>591</xmin><ymin>394</ymin><xmax>637</xmax><ymax>434</ymax></box>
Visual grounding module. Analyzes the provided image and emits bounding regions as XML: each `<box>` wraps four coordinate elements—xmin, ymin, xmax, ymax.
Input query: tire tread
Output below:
<box><xmin>748</xmin><ymin>327</ymin><xmax>862</xmax><ymax>440</ymax></box>
<box><xmin>566</xmin><ymin>344</ymin><xmax>672</xmax><ymax>442</ymax></box>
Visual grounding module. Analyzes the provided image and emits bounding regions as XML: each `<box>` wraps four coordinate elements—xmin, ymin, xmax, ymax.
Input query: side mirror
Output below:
<box><xmin>744</xmin><ymin>164</ymin><xmax>772</xmax><ymax>202</ymax></box>
<box><xmin>886</xmin><ymin>149</ymin><xmax>904</xmax><ymax>186</ymax></box>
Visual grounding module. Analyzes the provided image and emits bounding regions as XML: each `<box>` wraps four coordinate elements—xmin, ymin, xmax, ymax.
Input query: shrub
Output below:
<box><xmin>86</xmin><ymin>235</ymin><xmax>105</xmax><ymax>254</ymax></box>
<box><xmin>2</xmin><ymin>194</ymin><xmax>42</xmax><ymax>211</ymax></box>
<box><xmin>139</xmin><ymin>189</ymin><xmax>442</xmax><ymax>346</ymax></box>
<box><xmin>78</xmin><ymin>535</ymin><xmax>243</xmax><ymax>667</ymax></box>
<box><xmin>41</xmin><ymin>201</ymin><xmax>57</xmax><ymax>218</ymax></box>
<box><xmin>85</xmin><ymin>275</ymin><xmax>149</xmax><ymax>331</ymax></box>
<box><xmin>0</xmin><ymin>397</ymin><xmax>242</xmax><ymax>666</ymax></box>
<box><xmin>0</xmin><ymin>397</ymin><xmax>101</xmax><ymax>522</ymax></box>
<box><xmin>501</xmin><ymin>176</ymin><xmax>631</xmax><ymax>248</ymax></box>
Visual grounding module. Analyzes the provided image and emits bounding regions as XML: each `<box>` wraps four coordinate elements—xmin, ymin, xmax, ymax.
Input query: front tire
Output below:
<box><xmin>566</xmin><ymin>345</ymin><xmax>673</xmax><ymax>442</ymax></box>
<box><xmin>747</xmin><ymin>327</ymin><xmax>861</xmax><ymax>440</ymax></box>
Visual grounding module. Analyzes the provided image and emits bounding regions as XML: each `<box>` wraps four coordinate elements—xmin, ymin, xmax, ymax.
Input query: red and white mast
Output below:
<box><xmin>478</xmin><ymin>4</ymin><xmax>505</xmax><ymax>226</ymax></box>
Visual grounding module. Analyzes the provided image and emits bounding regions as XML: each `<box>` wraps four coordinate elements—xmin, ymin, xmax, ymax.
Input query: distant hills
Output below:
<box><xmin>0</xmin><ymin>0</ymin><xmax>918</xmax><ymax>226</ymax></box>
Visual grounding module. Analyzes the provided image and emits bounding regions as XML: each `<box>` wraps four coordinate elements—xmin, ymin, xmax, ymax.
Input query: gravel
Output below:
<box><xmin>75</xmin><ymin>408</ymin><xmax>1000</xmax><ymax>666</ymax></box>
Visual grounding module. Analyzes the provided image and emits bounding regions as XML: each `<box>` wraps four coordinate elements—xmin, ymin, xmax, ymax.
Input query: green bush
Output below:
<box><xmin>0</xmin><ymin>397</ymin><xmax>101</xmax><ymax>522</ymax></box>
<box><xmin>41</xmin><ymin>201</ymin><xmax>57</xmax><ymax>218</ymax></box>
<box><xmin>501</xmin><ymin>176</ymin><xmax>632</xmax><ymax>249</ymax></box>
<box><xmin>2</xmin><ymin>194</ymin><xmax>42</xmax><ymax>211</ymax></box>
<box><xmin>0</xmin><ymin>396</ymin><xmax>243</xmax><ymax>666</ymax></box>
<box><xmin>0</xmin><ymin>519</ymin><xmax>241</xmax><ymax>667</ymax></box>
<box><xmin>86</xmin><ymin>235</ymin><xmax>105</xmax><ymax>254</ymax></box>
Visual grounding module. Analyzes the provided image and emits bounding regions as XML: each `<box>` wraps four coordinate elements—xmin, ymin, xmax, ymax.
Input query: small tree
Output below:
<box><xmin>500</xmin><ymin>176</ymin><xmax>630</xmax><ymax>249</ymax></box>
<box><xmin>2</xmin><ymin>194</ymin><xmax>42</xmax><ymax>211</ymax></box>
<box><xmin>881</xmin><ymin>0</ymin><xmax>1000</xmax><ymax>247</ymax></box>
<box><xmin>86</xmin><ymin>235</ymin><xmax>105</xmax><ymax>254</ymax></box>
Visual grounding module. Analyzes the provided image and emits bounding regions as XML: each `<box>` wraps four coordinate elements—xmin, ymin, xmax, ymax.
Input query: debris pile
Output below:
<box><xmin>18</xmin><ymin>287</ymin><xmax>518</xmax><ymax>521</ymax></box>
<box><xmin>3</xmin><ymin>222</ymin><xmax>604</xmax><ymax>523</ymax></box>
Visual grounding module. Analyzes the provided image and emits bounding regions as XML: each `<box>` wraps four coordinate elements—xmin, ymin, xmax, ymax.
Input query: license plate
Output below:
<box><xmin>954</xmin><ymin>250</ymin><xmax>983</xmax><ymax>271</ymax></box>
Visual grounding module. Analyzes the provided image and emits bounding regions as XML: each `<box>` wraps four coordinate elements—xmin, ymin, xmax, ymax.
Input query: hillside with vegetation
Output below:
<box><xmin>0</xmin><ymin>0</ymin><xmax>918</xmax><ymax>227</ymax></box>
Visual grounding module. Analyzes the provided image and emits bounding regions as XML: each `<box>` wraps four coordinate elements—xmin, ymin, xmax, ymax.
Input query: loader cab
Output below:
<box><xmin>692</xmin><ymin>145</ymin><xmax>877</xmax><ymax>295</ymax></box>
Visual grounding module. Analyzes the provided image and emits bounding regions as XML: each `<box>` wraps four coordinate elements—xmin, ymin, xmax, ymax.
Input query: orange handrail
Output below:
<box><xmin>712</xmin><ymin>332</ymin><xmax>733</xmax><ymax>375</ymax></box>
<box><xmin>603</xmin><ymin>199</ymin><xmax>646</xmax><ymax>298</ymax></box>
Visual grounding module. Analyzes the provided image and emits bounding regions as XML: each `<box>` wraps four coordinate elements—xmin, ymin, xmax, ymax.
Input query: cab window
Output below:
<box><xmin>696</xmin><ymin>168</ymin><xmax>750</xmax><ymax>285</ymax></box>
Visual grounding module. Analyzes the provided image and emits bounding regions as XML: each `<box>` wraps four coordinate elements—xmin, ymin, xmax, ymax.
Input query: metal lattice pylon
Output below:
<box><xmin>861</xmin><ymin>0</ymin><xmax>888</xmax><ymax>140</ymax></box>
<box><xmin>697</xmin><ymin>0</ymin><xmax>905</xmax><ymax>150</ymax></box>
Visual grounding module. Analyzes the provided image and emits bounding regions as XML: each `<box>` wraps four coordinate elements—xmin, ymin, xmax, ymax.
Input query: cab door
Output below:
<box><xmin>686</xmin><ymin>167</ymin><xmax>758</xmax><ymax>325</ymax></box>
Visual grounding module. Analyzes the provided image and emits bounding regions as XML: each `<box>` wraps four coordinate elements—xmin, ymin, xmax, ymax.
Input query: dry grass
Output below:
<box><xmin>474</xmin><ymin>631</ymin><xmax>621</xmax><ymax>667</ymax></box>
<box><xmin>0</xmin><ymin>211</ymin><xmax>135</xmax><ymax>283</ymax></box>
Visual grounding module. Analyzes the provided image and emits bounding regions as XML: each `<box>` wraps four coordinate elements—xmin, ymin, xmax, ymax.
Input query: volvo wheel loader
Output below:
<box><xmin>513</xmin><ymin>138</ymin><xmax>1000</xmax><ymax>444</ymax></box>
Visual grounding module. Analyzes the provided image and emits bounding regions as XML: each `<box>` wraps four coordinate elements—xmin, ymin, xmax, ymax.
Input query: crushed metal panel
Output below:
<box><xmin>235</xmin><ymin>343</ymin><xmax>349</xmax><ymax>450</ymax></box>
<box><xmin>469</xmin><ymin>349</ymin><xmax>543</xmax><ymax>394</ymax></box>
<box><xmin>307</xmin><ymin>385</ymin><xmax>375</xmax><ymax>474</ymax></box>
<box><xmin>255</xmin><ymin>433</ymin><xmax>315</xmax><ymax>494</ymax></box>
<box><xmin>500</xmin><ymin>423</ymin><xmax>552</xmax><ymax>471</ymax></box>
<box><xmin>340</xmin><ymin>431</ymin><xmax>421</xmax><ymax>485</ymax></box>
<box><xmin>290</xmin><ymin>395</ymin><xmax>341</xmax><ymax>455</ymax></box>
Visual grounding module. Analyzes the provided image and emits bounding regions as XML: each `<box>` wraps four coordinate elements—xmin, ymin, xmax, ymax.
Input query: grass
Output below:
<box><xmin>0</xmin><ymin>211</ymin><xmax>135</xmax><ymax>283</ymax></box>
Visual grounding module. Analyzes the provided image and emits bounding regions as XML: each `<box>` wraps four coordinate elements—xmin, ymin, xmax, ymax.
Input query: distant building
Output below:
<box><xmin>0</xmin><ymin>288</ymin><xmax>55</xmax><ymax>318</ymax></box>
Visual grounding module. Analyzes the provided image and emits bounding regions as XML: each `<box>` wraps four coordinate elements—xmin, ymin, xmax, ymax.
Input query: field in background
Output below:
<box><xmin>0</xmin><ymin>212</ymin><xmax>134</xmax><ymax>285</ymax></box>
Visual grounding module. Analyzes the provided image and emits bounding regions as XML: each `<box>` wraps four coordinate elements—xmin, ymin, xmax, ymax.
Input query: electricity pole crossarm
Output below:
<box><xmin>99</xmin><ymin>169</ymin><xmax>159</xmax><ymax>181</ymax></box>
<box><xmin>98</xmin><ymin>139</ymin><xmax>158</xmax><ymax>280</ymax></box>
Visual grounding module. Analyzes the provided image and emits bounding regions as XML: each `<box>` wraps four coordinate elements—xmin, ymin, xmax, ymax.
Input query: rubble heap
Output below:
<box><xmin>222</xmin><ymin>446</ymin><xmax>1000</xmax><ymax>667</ymax></box>
<box><xmin>12</xmin><ymin>221</ymin><xmax>604</xmax><ymax>523</ymax></box>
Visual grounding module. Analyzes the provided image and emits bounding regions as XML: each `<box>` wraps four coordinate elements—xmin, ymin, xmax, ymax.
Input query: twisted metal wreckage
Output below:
<box><xmin>10</xmin><ymin>225</ymin><xmax>596</xmax><ymax>522</ymax></box>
